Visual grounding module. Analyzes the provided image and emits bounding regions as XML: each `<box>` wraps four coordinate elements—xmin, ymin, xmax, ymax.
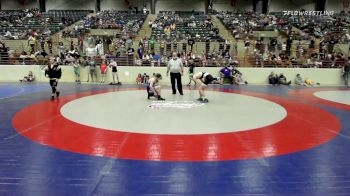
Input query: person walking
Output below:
<box><xmin>167</xmin><ymin>52</ymin><xmax>184</xmax><ymax>95</ymax></box>
<box><xmin>45</xmin><ymin>58</ymin><xmax>62</xmax><ymax>100</ymax></box>
<box><xmin>343</xmin><ymin>58</ymin><xmax>350</xmax><ymax>87</ymax></box>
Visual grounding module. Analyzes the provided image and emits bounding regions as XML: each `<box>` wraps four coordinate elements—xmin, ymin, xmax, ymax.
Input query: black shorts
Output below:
<box><xmin>49</xmin><ymin>79</ymin><xmax>57</xmax><ymax>87</ymax></box>
<box><xmin>204</xmin><ymin>74</ymin><xmax>214</xmax><ymax>85</ymax></box>
<box><xmin>112</xmin><ymin>67</ymin><xmax>117</xmax><ymax>72</ymax></box>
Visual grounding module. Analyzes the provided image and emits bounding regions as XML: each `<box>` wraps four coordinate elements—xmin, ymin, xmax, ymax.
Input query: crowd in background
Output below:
<box><xmin>0</xmin><ymin>8</ymin><xmax>350</xmax><ymax>86</ymax></box>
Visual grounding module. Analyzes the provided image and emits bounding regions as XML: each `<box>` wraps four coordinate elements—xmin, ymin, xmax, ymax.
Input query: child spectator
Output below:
<box><xmin>295</xmin><ymin>73</ymin><xmax>307</xmax><ymax>86</ymax></box>
<box><xmin>73</xmin><ymin>58</ymin><xmax>81</xmax><ymax>84</ymax></box>
<box><xmin>136</xmin><ymin>73</ymin><xmax>143</xmax><ymax>84</ymax></box>
<box><xmin>109</xmin><ymin>59</ymin><xmax>120</xmax><ymax>85</ymax></box>
<box><xmin>20</xmin><ymin>71</ymin><xmax>35</xmax><ymax>83</ymax></box>
<box><xmin>100</xmin><ymin>60</ymin><xmax>108</xmax><ymax>83</ymax></box>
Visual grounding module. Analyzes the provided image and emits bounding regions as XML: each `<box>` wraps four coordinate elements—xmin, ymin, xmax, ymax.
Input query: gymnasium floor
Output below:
<box><xmin>0</xmin><ymin>83</ymin><xmax>349</xmax><ymax>195</ymax></box>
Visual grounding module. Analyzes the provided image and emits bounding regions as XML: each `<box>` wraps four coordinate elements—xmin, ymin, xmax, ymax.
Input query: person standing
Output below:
<box><xmin>343</xmin><ymin>58</ymin><xmax>350</xmax><ymax>87</ymax></box>
<box><xmin>73</xmin><ymin>57</ymin><xmax>81</xmax><ymax>84</ymax></box>
<box><xmin>188</xmin><ymin>37</ymin><xmax>195</xmax><ymax>53</ymax></box>
<box><xmin>187</xmin><ymin>59</ymin><xmax>196</xmax><ymax>86</ymax></box>
<box><xmin>45</xmin><ymin>58</ymin><xmax>62</xmax><ymax>100</ymax></box>
<box><xmin>100</xmin><ymin>60</ymin><xmax>108</xmax><ymax>83</ymax></box>
<box><xmin>167</xmin><ymin>52</ymin><xmax>184</xmax><ymax>95</ymax></box>
<box><xmin>150</xmin><ymin>37</ymin><xmax>156</xmax><ymax>53</ymax></box>
<box><xmin>39</xmin><ymin>36</ymin><xmax>46</xmax><ymax>51</ymax></box>
<box><xmin>127</xmin><ymin>47</ymin><xmax>134</xmax><ymax>66</ymax></box>
<box><xmin>87</xmin><ymin>57</ymin><xmax>97</xmax><ymax>82</ymax></box>
<box><xmin>28</xmin><ymin>34</ymin><xmax>36</xmax><ymax>53</ymax></box>
<box><xmin>159</xmin><ymin>39</ymin><xmax>165</xmax><ymax>56</ymax></box>
<box><xmin>109</xmin><ymin>59</ymin><xmax>120</xmax><ymax>85</ymax></box>
<box><xmin>58</xmin><ymin>42</ymin><xmax>66</xmax><ymax>60</ymax></box>
<box><xmin>96</xmin><ymin>40</ymin><xmax>104</xmax><ymax>56</ymax></box>
<box><xmin>47</xmin><ymin>37</ymin><xmax>53</xmax><ymax>54</ymax></box>
<box><xmin>137</xmin><ymin>45</ymin><xmax>143</xmax><ymax>60</ymax></box>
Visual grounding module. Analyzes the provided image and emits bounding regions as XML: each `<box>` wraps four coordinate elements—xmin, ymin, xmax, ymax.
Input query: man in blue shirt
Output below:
<box><xmin>219</xmin><ymin>66</ymin><xmax>232</xmax><ymax>84</ymax></box>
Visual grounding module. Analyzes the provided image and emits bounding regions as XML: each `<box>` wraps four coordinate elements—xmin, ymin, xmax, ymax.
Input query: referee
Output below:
<box><xmin>167</xmin><ymin>52</ymin><xmax>184</xmax><ymax>95</ymax></box>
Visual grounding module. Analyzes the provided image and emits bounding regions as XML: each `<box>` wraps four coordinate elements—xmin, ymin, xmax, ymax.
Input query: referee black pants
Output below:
<box><xmin>170</xmin><ymin>72</ymin><xmax>183</xmax><ymax>94</ymax></box>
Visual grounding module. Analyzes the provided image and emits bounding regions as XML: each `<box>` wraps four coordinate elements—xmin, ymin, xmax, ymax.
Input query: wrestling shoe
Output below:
<box><xmin>56</xmin><ymin>91</ymin><xmax>60</xmax><ymax>98</ymax></box>
<box><xmin>196</xmin><ymin>98</ymin><xmax>203</xmax><ymax>102</ymax></box>
<box><xmin>158</xmin><ymin>96</ymin><xmax>165</xmax><ymax>101</ymax></box>
<box><xmin>202</xmin><ymin>98</ymin><xmax>209</xmax><ymax>103</ymax></box>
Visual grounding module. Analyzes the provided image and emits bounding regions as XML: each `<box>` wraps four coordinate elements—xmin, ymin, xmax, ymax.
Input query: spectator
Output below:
<box><xmin>143</xmin><ymin>73</ymin><xmax>149</xmax><ymax>84</ymax></box>
<box><xmin>278</xmin><ymin>73</ymin><xmax>291</xmax><ymax>86</ymax></box>
<box><xmin>28</xmin><ymin>35</ymin><xmax>36</xmax><ymax>53</ymax></box>
<box><xmin>127</xmin><ymin>47</ymin><xmax>135</xmax><ymax>66</ymax></box>
<box><xmin>268</xmin><ymin>72</ymin><xmax>278</xmax><ymax>85</ymax></box>
<box><xmin>136</xmin><ymin>73</ymin><xmax>143</xmax><ymax>84</ymax></box>
<box><xmin>232</xmin><ymin>68</ymin><xmax>248</xmax><ymax>85</ymax></box>
<box><xmin>100</xmin><ymin>60</ymin><xmax>108</xmax><ymax>83</ymax></box>
<box><xmin>87</xmin><ymin>57</ymin><xmax>97</xmax><ymax>82</ymax></box>
<box><xmin>343</xmin><ymin>58</ymin><xmax>350</xmax><ymax>87</ymax></box>
<box><xmin>96</xmin><ymin>40</ymin><xmax>104</xmax><ymax>55</ymax></box>
<box><xmin>19</xmin><ymin>71</ymin><xmax>35</xmax><ymax>83</ymax></box>
<box><xmin>47</xmin><ymin>37</ymin><xmax>53</xmax><ymax>54</ymax></box>
<box><xmin>109</xmin><ymin>59</ymin><xmax>120</xmax><ymax>85</ymax></box>
<box><xmin>295</xmin><ymin>73</ymin><xmax>307</xmax><ymax>86</ymax></box>
<box><xmin>137</xmin><ymin>45</ymin><xmax>143</xmax><ymax>59</ymax></box>
<box><xmin>85</xmin><ymin>45</ymin><xmax>97</xmax><ymax>57</ymax></box>
<box><xmin>220</xmin><ymin>66</ymin><xmax>232</xmax><ymax>84</ymax></box>
<box><xmin>58</xmin><ymin>42</ymin><xmax>65</xmax><ymax>59</ymax></box>
<box><xmin>73</xmin><ymin>58</ymin><xmax>81</xmax><ymax>84</ymax></box>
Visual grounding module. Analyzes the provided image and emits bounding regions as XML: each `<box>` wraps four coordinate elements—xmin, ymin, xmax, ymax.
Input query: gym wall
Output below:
<box><xmin>269</xmin><ymin>0</ymin><xmax>315</xmax><ymax>12</ymax></box>
<box><xmin>45</xmin><ymin>0</ymin><xmax>95</xmax><ymax>10</ymax></box>
<box><xmin>326</xmin><ymin>0</ymin><xmax>346</xmax><ymax>12</ymax></box>
<box><xmin>2</xmin><ymin>0</ymin><xmax>37</xmax><ymax>10</ymax></box>
<box><xmin>1</xmin><ymin>0</ymin><xmax>346</xmax><ymax>13</ymax></box>
<box><xmin>0</xmin><ymin>65</ymin><xmax>344</xmax><ymax>86</ymax></box>
<box><xmin>155</xmin><ymin>0</ymin><xmax>205</xmax><ymax>13</ymax></box>
<box><xmin>212</xmin><ymin>0</ymin><xmax>253</xmax><ymax>12</ymax></box>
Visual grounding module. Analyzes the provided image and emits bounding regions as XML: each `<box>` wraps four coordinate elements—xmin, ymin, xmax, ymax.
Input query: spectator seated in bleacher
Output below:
<box><xmin>0</xmin><ymin>9</ymin><xmax>90</xmax><ymax>40</ymax></box>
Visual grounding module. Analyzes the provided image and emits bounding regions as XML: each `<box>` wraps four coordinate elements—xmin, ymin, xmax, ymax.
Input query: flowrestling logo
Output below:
<box><xmin>283</xmin><ymin>10</ymin><xmax>334</xmax><ymax>16</ymax></box>
<box><xmin>148</xmin><ymin>100</ymin><xmax>205</xmax><ymax>109</ymax></box>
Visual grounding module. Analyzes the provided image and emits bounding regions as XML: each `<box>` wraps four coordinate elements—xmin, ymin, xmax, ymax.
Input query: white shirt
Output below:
<box><xmin>167</xmin><ymin>58</ymin><xmax>183</xmax><ymax>73</ymax></box>
<box><xmin>85</xmin><ymin>47</ymin><xmax>97</xmax><ymax>57</ymax></box>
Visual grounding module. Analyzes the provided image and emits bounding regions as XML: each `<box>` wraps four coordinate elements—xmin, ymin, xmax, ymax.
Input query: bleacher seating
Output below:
<box><xmin>0</xmin><ymin>9</ymin><xmax>91</xmax><ymax>40</ymax></box>
<box><xmin>151</xmin><ymin>11</ymin><xmax>223</xmax><ymax>42</ymax></box>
